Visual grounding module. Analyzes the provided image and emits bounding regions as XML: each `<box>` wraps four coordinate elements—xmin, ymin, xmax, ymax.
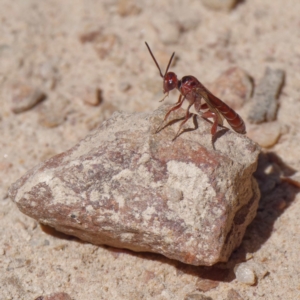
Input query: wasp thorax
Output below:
<box><xmin>163</xmin><ymin>72</ymin><xmax>178</xmax><ymax>93</ymax></box>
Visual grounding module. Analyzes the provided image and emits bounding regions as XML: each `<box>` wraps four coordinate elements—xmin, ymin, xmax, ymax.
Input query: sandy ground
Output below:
<box><xmin>1</xmin><ymin>0</ymin><xmax>300</xmax><ymax>299</ymax></box>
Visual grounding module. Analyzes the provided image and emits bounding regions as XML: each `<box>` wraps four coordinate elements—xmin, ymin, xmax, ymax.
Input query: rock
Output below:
<box><xmin>37</xmin><ymin>100</ymin><xmax>67</xmax><ymax>128</ymax></box>
<box><xmin>248</xmin><ymin>67</ymin><xmax>284</xmax><ymax>124</ymax></box>
<box><xmin>234</xmin><ymin>263</ymin><xmax>257</xmax><ymax>285</ymax></box>
<box><xmin>81</xmin><ymin>87</ymin><xmax>102</xmax><ymax>106</ymax></box>
<box><xmin>117</xmin><ymin>0</ymin><xmax>141</xmax><ymax>17</ymax></box>
<box><xmin>196</xmin><ymin>278</ymin><xmax>219</xmax><ymax>292</ymax></box>
<box><xmin>34</xmin><ymin>292</ymin><xmax>72</xmax><ymax>300</ymax></box>
<box><xmin>184</xmin><ymin>293</ymin><xmax>213</xmax><ymax>300</ymax></box>
<box><xmin>208</xmin><ymin>67</ymin><xmax>253</xmax><ymax>110</ymax></box>
<box><xmin>247</xmin><ymin>121</ymin><xmax>281</xmax><ymax>148</ymax></box>
<box><xmin>226</xmin><ymin>289</ymin><xmax>243</xmax><ymax>300</ymax></box>
<box><xmin>201</xmin><ymin>0</ymin><xmax>239</xmax><ymax>11</ymax></box>
<box><xmin>11</xmin><ymin>84</ymin><xmax>46</xmax><ymax>113</ymax></box>
<box><xmin>9</xmin><ymin>104</ymin><xmax>260</xmax><ymax>266</ymax></box>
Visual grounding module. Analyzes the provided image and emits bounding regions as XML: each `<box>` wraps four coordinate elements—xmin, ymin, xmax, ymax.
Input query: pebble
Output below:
<box><xmin>82</xmin><ymin>87</ymin><xmax>102</xmax><ymax>106</ymax></box>
<box><xmin>201</xmin><ymin>0</ymin><xmax>239</xmax><ymax>11</ymax></box>
<box><xmin>196</xmin><ymin>278</ymin><xmax>219</xmax><ymax>292</ymax></box>
<box><xmin>11</xmin><ymin>84</ymin><xmax>46</xmax><ymax>114</ymax></box>
<box><xmin>34</xmin><ymin>292</ymin><xmax>72</xmax><ymax>300</ymax></box>
<box><xmin>38</xmin><ymin>102</ymin><xmax>67</xmax><ymax>128</ymax></box>
<box><xmin>226</xmin><ymin>288</ymin><xmax>243</xmax><ymax>300</ymax></box>
<box><xmin>234</xmin><ymin>263</ymin><xmax>257</xmax><ymax>285</ymax></box>
<box><xmin>117</xmin><ymin>0</ymin><xmax>141</xmax><ymax>16</ymax></box>
<box><xmin>184</xmin><ymin>294</ymin><xmax>213</xmax><ymax>300</ymax></box>
<box><xmin>247</xmin><ymin>122</ymin><xmax>281</xmax><ymax>148</ymax></box>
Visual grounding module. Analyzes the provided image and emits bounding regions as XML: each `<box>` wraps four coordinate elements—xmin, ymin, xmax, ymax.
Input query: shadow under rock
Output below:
<box><xmin>107</xmin><ymin>246</ymin><xmax>234</xmax><ymax>284</ymax></box>
<box><xmin>229</xmin><ymin>151</ymin><xmax>300</xmax><ymax>263</ymax></box>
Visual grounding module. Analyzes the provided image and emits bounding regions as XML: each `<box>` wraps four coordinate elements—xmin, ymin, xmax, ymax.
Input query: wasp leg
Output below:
<box><xmin>159</xmin><ymin>92</ymin><xmax>169</xmax><ymax>102</ymax></box>
<box><xmin>172</xmin><ymin>101</ymin><xmax>194</xmax><ymax>140</ymax></box>
<box><xmin>201</xmin><ymin>110</ymin><xmax>218</xmax><ymax>135</ymax></box>
<box><xmin>194</xmin><ymin>101</ymin><xmax>208</xmax><ymax>112</ymax></box>
<box><xmin>156</xmin><ymin>94</ymin><xmax>185</xmax><ymax>133</ymax></box>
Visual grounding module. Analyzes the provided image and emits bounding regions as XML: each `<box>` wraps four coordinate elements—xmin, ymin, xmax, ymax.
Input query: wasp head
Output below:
<box><xmin>163</xmin><ymin>72</ymin><xmax>178</xmax><ymax>93</ymax></box>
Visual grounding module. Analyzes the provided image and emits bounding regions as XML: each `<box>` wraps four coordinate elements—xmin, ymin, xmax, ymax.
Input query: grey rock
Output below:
<box><xmin>9</xmin><ymin>104</ymin><xmax>260</xmax><ymax>266</ymax></box>
<box><xmin>248</xmin><ymin>67</ymin><xmax>284</xmax><ymax>124</ymax></box>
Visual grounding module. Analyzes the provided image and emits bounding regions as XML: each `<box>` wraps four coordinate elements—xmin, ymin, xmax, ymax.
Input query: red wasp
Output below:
<box><xmin>145</xmin><ymin>42</ymin><xmax>246</xmax><ymax>139</ymax></box>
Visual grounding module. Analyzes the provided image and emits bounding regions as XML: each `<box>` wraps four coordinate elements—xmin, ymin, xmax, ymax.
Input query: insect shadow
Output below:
<box><xmin>156</xmin><ymin>112</ymin><xmax>229</xmax><ymax>149</ymax></box>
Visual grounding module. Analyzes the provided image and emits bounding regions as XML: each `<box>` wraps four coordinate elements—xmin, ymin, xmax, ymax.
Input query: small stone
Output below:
<box><xmin>226</xmin><ymin>289</ymin><xmax>243</xmax><ymax>300</ymax></box>
<box><xmin>7</xmin><ymin>258</ymin><xmax>28</xmax><ymax>271</ymax></box>
<box><xmin>248</xmin><ymin>67</ymin><xmax>284</xmax><ymax>124</ymax></box>
<box><xmin>208</xmin><ymin>67</ymin><xmax>253</xmax><ymax>110</ymax></box>
<box><xmin>11</xmin><ymin>84</ymin><xmax>46</xmax><ymax>113</ymax></box>
<box><xmin>37</xmin><ymin>101</ymin><xmax>67</xmax><ymax>128</ymax></box>
<box><xmin>185</xmin><ymin>294</ymin><xmax>213</xmax><ymax>300</ymax></box>
<box><xmin>79</xmin><ymin>29</ymin><xmax>102</xmax><ymax>44</ymax></box>
<box><xmin>117</xmin><ymin>0</ymin><xmax>141</xmax><ymax>17</ymax></box>
<box><xmin>247</xmin><ymin>122</ymin><xmax>281</xmax><ymax>148</ymax></box>
<box><xmin>82</xmin><ymin>87</ymin><xmax>102</xmax><ymax>106</ymax></box>
<box><xmin>38</xmin><ymin>61</ymin><xmax>58</xmax><ymax>90</ymax></box>
<box><xmin>34</xmin><ymin>292</ymin><xmax>72</xmax><ymax>300</ymax></box>
<box><xmin>196</xmin><ymin>278</ymin><xmax>219</xmax><ymax>292</ymax></box>
<box><xmin>94</xmin><ymin>33</ymin><xmax>118</xmax><ymax>59</ymax></box>
<box><xmin>245</xmin><ymin>253</ymin><xmax>253</xmax><ymax>260</ymax></box>
<box><xmin>234</xmin><ymin>263</ymin><xmax>257</xmax><ymax>285</ymax></box>
<box><xmin>9</xmin><ymin>104</ymin><xmax>260</xmax><ymax>266</ymax></box>
<box><xmin>201</xmin><ymin>0</ymin><xmax>238</xmax><ymax>11</ymax></box>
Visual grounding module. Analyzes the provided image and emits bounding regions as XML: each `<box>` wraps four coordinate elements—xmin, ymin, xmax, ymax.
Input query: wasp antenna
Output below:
<box><xmin>164</xmin><ymin>52</ymin><xmax>175</xmax><ymax>76</ymax></box>
<box><xmin>145</xmin><ymin>42</ymin><xmax>164</xmax><ymax>78</ymax></box>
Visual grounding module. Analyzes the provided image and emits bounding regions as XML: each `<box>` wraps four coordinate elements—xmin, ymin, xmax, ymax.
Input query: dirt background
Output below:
<box><xmin>1</xmin><ymin>0</ymin><xmax>300</xmax><ymax>299</ymax></box>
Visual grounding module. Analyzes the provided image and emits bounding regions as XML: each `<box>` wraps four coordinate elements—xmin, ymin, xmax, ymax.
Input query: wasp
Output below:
<box><xmin>145</xmin><ymin>42</ymin><xmax>246</xmax><ymax>139</ymax></box>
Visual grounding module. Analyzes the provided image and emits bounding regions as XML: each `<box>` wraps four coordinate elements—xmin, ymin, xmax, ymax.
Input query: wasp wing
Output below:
<box><xmin>195</xmin><ymin>87</ymin><xmax>224</xmax><ymax>126</ymax></box>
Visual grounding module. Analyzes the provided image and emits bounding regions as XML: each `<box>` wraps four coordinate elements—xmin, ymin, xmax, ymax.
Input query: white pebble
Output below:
<box><xmin>234</xmin><ymin>263</ymin><xmax>257</xmax><ymax>285</ymax></box>
<box><xmin>247</xmin><ymin>122</ymin><xmax>281</xmax><ymax>148</ymax></box>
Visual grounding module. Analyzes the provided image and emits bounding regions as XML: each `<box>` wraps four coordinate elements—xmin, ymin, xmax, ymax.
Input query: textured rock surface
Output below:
<box><xmin>9</xmin><ymin>104</ymin><xmax>260</xmax><ymax>266</ymax></box>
